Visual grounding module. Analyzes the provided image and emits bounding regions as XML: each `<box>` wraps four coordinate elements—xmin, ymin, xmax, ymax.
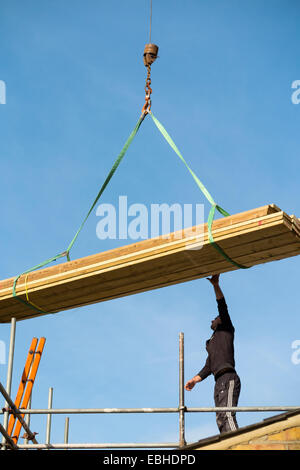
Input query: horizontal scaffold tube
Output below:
<box><xmin>0</xmin><ymin>406</ymin><xmax>298</xmax><ymax>415</ymax></box>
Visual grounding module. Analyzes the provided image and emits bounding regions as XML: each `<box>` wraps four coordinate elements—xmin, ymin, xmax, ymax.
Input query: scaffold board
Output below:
<box><xmin>0</xmin><ymin>204</ymin><xmax>299</xmax><ymax>323</ymax></box>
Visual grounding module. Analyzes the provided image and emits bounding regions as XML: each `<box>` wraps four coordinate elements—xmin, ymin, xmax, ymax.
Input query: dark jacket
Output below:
<box><xmin>198</xmin><ymin>297</ymin><xmax>236</xmax><ymax>381</ymax></box>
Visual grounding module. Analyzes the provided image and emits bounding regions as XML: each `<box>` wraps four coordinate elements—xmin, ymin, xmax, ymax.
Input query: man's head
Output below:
<box><xmin>211</xmin><ymin>315</ymin><xmax>222</xmax><ymax>331</ymax></box>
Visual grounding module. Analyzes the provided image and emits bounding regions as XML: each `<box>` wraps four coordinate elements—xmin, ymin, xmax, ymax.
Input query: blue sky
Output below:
<box><xmin>0</xmin><ymin>0</ymin><xmax>299</xmax><ymax>446</ymax></box>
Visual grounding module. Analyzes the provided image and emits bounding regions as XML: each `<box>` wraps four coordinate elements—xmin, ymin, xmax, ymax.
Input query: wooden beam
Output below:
<box><xmin>0</xmin><ymin>204</ymin><xmax>299</xmax><ymax>323</ymax></box>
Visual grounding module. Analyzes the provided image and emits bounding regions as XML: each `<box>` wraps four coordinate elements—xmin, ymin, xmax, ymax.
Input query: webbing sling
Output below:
<box><xmin>12</xmin><ymin>115</ymin><xmax>145</xmax><ymax>313</ymax></box>
<box><xmin>66</xmin><ymin>115</ymin><xmax>145</xmax><ymax>255</ymax></box>
<box><xmin>13</xmin><ymin>111</ymin><xmax>248</xmax><ymax>315</ymax></box>
<box><xmin>149</xmin><ymin>112</ymin><xmax>248</xmax><ymax>270</ymax></box>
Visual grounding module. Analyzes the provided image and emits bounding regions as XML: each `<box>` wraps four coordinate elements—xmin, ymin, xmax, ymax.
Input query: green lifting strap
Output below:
<box><xmin>12</xmin><ymin>114</ymin><xmax>145</xmax><ymax>313</ymax></box>
<box><xmin>12</xmin><ymin>251</ymin><xmax>68</xmax><ymax>314</ymax></box>
<box><xmin>66</xmin><ymin>115</ymin><xmax>145</xmax><ymax>254</ymax></box>
<box><xmin>149</xmin><ymin>111</ymin><xmax>248</xmax><ymax>271</ymax></box>
<box><xmin>12</xmin><ymin>110</ymin><xmax>248</xmax><ymax>316</ymax></box>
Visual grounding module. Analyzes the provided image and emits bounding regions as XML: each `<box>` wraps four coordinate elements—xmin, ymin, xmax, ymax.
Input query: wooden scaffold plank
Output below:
<box><xmin>0</xmin><ymin>204</ymin><xmax>299</xmax><ymax>323</ymax></box>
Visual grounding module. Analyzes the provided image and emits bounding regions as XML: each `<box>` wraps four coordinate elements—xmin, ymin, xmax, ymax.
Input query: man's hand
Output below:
<box><xmin>184</xmin><ymin>375</ymin><xmax>201</xmax><ymax>391</ymax></box>
<box><xmin>207</xmin><ymin>274</ymin><xmax>224</xmax><ymax>300</ymax></box>
<box><xmin>206</xmin><ymin>274</ymin><xmax>220</xmax><ymax>286</ymax></box>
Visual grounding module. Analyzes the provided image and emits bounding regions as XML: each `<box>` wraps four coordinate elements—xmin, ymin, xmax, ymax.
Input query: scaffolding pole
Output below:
<box><xmin>64</xmin><ymin>417</ymin><xmax>69</xmax><ymax>445</ymax></box>
<box><xmin>0</xmin><ymin>329</ymin><xmax>299</xmax><ymax>450</ymax></box>
<box><xmin>0</xmin><ymin>422</ymin><xmax>18</xmax><ymax>450</ymax></box>
<box><xmin>179</xmin><ymin>332</ymin><xmax>185</xmax><ymax>447</ymax></box>
<box><xmin>0</xmin><ymin>381</ymin><xmax>38</xmax><ymax>445</ymax></box>
<box><xmin>0</xmin><ymin>407</ymin><xmax>179</xmax><ymax>415</ymax></box>
<box><xmin>17</xmin><ymin>442</ymin><xmax>180</xmax><ymax>450</ymax></box>
<box><xmin>45</xmin><ymin>387</ymin><xmax>53</xmax><ymax>446</ymax></box>
<box><xmin>1</xmin><ymin>317</ymin><xmax>16</xmax><ymax>449</ymax></box>
<box><xmin>1</xmin><ymin>406</ymin><xmax>298</xmax><ymax>416</ymax></box>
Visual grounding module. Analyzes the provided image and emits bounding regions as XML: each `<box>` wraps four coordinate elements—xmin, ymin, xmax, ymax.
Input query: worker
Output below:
<box><xmin>184</xmin><ymin>274</ymin><xmax>241</xmax><ymax>433</ymax></box>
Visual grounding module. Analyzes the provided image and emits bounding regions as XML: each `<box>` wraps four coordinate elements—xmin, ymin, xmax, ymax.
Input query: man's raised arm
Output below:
<box><xmin>207</xmin><ymin>274</ymin><xmax>234</xmax><ymax>330</ymax></box>
<box><xmin>207</xmin><ymin>274</ymin><xmax>224</xmax><ymax>300</ymax></box>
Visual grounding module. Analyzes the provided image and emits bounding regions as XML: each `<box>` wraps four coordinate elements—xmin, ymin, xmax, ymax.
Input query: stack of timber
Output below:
<box><xmin>0</xmin><ymin>204</ymin><xmax>299</xmax><ymax>323</ymax></box>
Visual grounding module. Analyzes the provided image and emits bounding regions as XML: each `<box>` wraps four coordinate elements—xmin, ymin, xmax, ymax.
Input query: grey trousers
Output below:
<box><xmin>214</xmin><ymin>371</ymin><xmax>241</xmax><ymax>434</ymax></box>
